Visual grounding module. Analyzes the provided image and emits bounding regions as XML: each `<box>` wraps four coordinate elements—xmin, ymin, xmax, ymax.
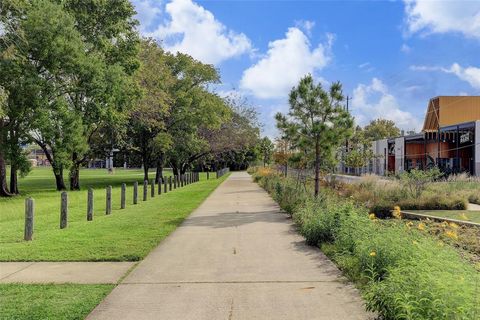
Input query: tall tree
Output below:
<box><xmin>0</xmin><ymin>86</ymin><xmax>10</xmax><ymax>196</ymax></box>
<box><xmin>258</xmin><ymin>137</ymin><xmax>274</xmax><ymax>167</ymax></box>
<box><xmin>363</xmin><ymin>119</ymin><xmax>400</xmax><ymax>141</ymax></box>
<box><xmin>63</xmin><ymin>0</ymin><xmax>139</xmax><ymax>190</ymax></box>
<box><xmin>276</xmin><ymin>74</ymin><xmax>353</xmax><ymax>197</ymax></box>
<box><xmin>128</xmin><ymin>39</ymin><xmax>172</xmax><ymax>182</ymax></box>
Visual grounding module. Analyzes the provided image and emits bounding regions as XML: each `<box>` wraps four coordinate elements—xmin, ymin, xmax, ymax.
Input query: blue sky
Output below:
<box><xmin>131</xmin><ymin>0</ymin><xmax>480</xmax><ymax>137</ymax></box>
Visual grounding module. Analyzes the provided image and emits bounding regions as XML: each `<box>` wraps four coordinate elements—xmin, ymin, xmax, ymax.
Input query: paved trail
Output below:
<box><xmin>88</xmin><ymin>172</ymin><xmax>372</xmax><ymax>320</ymax></box>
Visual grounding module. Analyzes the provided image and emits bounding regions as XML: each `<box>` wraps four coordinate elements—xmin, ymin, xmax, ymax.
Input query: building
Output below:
<box><xmin>371</xmin><ymin>96</ymin><xmax>480</xmax><ymax>176</ymax></box>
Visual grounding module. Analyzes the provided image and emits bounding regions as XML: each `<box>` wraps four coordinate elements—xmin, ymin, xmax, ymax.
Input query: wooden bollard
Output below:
<box><xmin>133</xmin><ymin>181</ymin><xmax>138</xmax><ymax>204</ymax></box>
<box><xmin>60</xmin><ymin>191</ymin><xmax>68</xmax><ymax>229</ymax></box>
<box><xmin>87</xmin><ymin>188</ymin><xmax>93</xmax><ymax>221</ymax></box>
<box><xmin>24</xmin><ymin>198</ymin><xmax>34</xmax><ymax>241</ymax></box>
<box><xmin>151</xmin><ymin>179</ymin><xmax>155</xmax><ymax>198</ymax></box>
<box><xmin>106</xmin><ymin>186</ymin><xmax>112</xmax><ymax>215</ymax></box>
<box><xmin>169</xmin><ymin>176</ymin><xmax>172</xmax><ymax>191</ymax></box>
<box><xmin>121</xmin><ymin>183</ymin><xmax>126</xmax><ymax>209</ymax></box>
<box><xmin>163</xmin><ymin>176</ymin><xmax>167</xmax><ymax>193</ymax></box>
<box><xmin>158</xmin><ymin>178</ymin><xmax>162</xmax><ymax>195</ymax></box>
<box><xmin>143</xmin><ymin>180</ymin><xmax>148</xmax><ymax>201</ymax></box>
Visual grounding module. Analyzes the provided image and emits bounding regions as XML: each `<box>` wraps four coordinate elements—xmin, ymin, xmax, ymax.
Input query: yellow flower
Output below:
<box><xmin>441</xmin><ymin>221</ymin><xmax>449</xmax><ymax>228</ymax></box>
<box><xmin>412</xmin><ymin>240</ymin><xmax>418</xmax><ymax>245</ymax></box>
<box><xmin>394</xmin><ymin>206</ymin><xmax>401</xmax><ymax>211</ymax></box>
<box><xmin>369</xmin><ymin>213</ymin><xmax>376</xmax><ymax>220</ymax></box>
<box><xmin>369</xmin><ymin>251</ymin><xmax>376</xmax><ymax>257</ymax></box>
<box><xmin>417</xmin><ymin>222</ymin><xmax>425</xmax><ymax>231</ymax></box>
<box><xmin>449</xmin><ymin>222</ymin><xmax>459</xmax><ymax>229</ymax></box>
<box><xmin>445</xmin><ymin>230</ymin><xmax>458</xmax><ymax>240</ymax></box>
<box><xmin>392</xmin><ymin>210</ymin><xmax>402</xmax><ymax>219</ymax></box>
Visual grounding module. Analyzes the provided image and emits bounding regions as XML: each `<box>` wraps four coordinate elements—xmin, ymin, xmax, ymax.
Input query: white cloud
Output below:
<box><xmin>352</xmin><ymin>78</ymin><xmax>421</xmax><ymax>131</ymax></box>
<box><xmin>139</xmin><ymin>0</ymin><xmax>252</xmax><ymax>65</ymax></box>
<box><xmin>358</xmin><ymin>62</ymin><xmax>374</xmax><ymax>72</ymax></box>
<box><xmin>295</xmin><ymin>20</ymin><xmax>315</xmax><ymax>36</ymax></box>
<box><xmin>411</xmin><ymin>63</ymin><xmax>480</xmax><ymax>89</ymax></box>
<box><xmin>132</xmin><ymin>0</ymin><xmax>162</xmax><ymax>33</ymax></box>
<box><xmin>404</xmin><ymin>0</ymin><xmax>480</xmax><ymax>38</ymax></box>
<box><xmin>240</xmin><ymin>27</ymin><xmax>333</xmax><ymax>99</ymax></box>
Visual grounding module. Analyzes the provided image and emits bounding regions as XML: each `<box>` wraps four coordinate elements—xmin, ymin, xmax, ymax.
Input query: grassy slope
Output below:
<box><xmin>409</xmin><ymin>210</ymin><xmax>480</xmax><ymax>223</ymax></box>
<box><xmin>0</xmin><ymin>168</ymin><xmax>227</xmax><ymax>261</ymax></box>
<box><xmin>0</xmin><ymin>284</ymin><xmax>113</xmax><ymax>320</ymax></box>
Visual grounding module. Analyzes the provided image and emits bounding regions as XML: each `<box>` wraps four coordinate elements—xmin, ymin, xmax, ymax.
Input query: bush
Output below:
<box><xmin>253</xmin><ymin>172</ymin><xmax>480</xmax><ymax>320</ymax></box>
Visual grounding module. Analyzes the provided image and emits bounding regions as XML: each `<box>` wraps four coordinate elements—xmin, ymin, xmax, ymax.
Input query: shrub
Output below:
<box><xmin>399</xmin><ymin>168</ymin><xmax>442</xmax><ymax>199</ymax></box>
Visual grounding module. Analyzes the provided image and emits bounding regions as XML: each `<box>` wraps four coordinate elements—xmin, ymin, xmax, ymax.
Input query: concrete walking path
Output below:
<box><xmin>88</xmin><ymin>172</ymin><xmax>373</xmax><ymax>319</ymax></box>
<box><xmin>0</xmin><ymin>262</ymin><xmax>135</xmax><ymax>284</ymax></box>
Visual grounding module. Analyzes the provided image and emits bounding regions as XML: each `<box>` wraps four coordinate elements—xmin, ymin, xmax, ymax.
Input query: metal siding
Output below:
<box><xmin>438</xmin><ymin>96</ymin><xmax>480</xmax><ymax>127</ymax></box>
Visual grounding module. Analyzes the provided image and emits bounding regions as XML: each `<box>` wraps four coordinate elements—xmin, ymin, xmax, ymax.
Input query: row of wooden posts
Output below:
<box><xmin>216</xmin><ymin>167</ymin><xmax>229</xmax><ymax>178</ymax></box>
<box><xmin>24</xmin><ymin>171</ymin><xmax>207</xmax><ymax>241</ymax></box>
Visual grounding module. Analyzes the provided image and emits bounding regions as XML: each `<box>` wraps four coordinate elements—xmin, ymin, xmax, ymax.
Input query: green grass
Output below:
<box><xmin>0</xmin><ymin>167</ymin><xmax>227</xmax><ymax>261</ymax></box>
<box><xmin>409</xmin><ymin>210</ymin><xmax>480</xmax><ymax>223</ymax></box>
<box><xmin>0</xmin><ymin>284</ymin><xmax>114</xmax><ymax>320</ymax></box>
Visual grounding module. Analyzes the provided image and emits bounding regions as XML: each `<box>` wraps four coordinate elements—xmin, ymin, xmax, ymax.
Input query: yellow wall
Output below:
<box><xmin>438</xmin><ymin>96</ymin><xmax>480</xmax><ymax>127</ymax></box>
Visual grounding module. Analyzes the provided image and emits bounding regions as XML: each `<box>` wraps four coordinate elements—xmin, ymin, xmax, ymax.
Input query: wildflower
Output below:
<box><xmin>449</xmin><ymin>222</ymin><xmax>459</xmax><ymax>229</ymax></box>
<box><xmin>445</xmin><ymin>230</ymin><xmax>458</xmax><ymax>240</ymax></box>
<box><xmin>369</xmin><ymin>251</ymin><xmax>376</xmax><ymax>257</ymax></box>
<box><xmin>441</xmin><ymin>221</ymin><xmax>449</xmax><ymax>228</ymax></box>
<box><xmin>418</xmin><ymin>222</ymin><xmax>425</xmax><ymax>231</ymax></box>
<box><xmin>369</xmin><ymin>213</ymin><xmax>376</xmax><ymax>220</ymax></box>
<box><xmin>412</xmin><ymin>240</ymin><xmax>418</xmax><ymax>245</ymax></box>
<box><xmin>394</xmin><ymin>206</ymin><xmax>401</xmax><ymax>211</ymax></box>
<box><xmin>392</xmin><ymin>209</ymin><xmax>402</xmax><ymax>219</ymax></box>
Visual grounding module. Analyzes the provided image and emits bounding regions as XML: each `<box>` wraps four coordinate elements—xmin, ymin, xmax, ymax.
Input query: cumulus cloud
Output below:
<box><xmin>133</xmin><ymin>0</ymin><xmax>252</xmax><ymax>65</ymax></box>
<box><xmin>404</xmin><ymin>0</ymin><xmax>480</xmax><ymax>38</ymax></box>
<box><xmin>132</xmin><ymin>0</ymin><xmax>162</xmax><ymax>33</ymax></box>
<box><xmin>411</xmin><ymin>63</ymin><xmax>480</xmax><ymax>90</ymax></box>
<box><xmin>240</xmin><ymin>27</ymin><xmax>333</xmax><ymax>99</ymax></box>
<box><xmin>352</xmin><ymin>78</ymin><xmax>421</xmax><ymax>131</ymax></box>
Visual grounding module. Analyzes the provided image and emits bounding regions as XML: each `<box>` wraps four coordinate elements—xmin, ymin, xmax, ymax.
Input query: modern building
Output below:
<box><xmin>371</xmin><ymin>96</ymin><xmax>480</xmax><ymax>176</ymax></box>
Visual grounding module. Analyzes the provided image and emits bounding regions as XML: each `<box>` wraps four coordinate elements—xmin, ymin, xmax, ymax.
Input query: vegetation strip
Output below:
<box><xmin>251</xmin><ymin>168</ymin><xmax>480</xmax><ymax>320</ymax></box>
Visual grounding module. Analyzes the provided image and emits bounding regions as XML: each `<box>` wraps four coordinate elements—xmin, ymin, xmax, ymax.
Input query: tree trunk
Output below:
<box><xmin>9</xmin><ymin>163</ymin><xmax>18</xmax><ymax>194</ymax></box>
<box><xmin>53</xmin><ymin>164</ymin><xmax>66</xmax><ymax>191</ymax></box>
<box><xmin>155</xmin><ymin>154</ymin><xmax>164</xmax><ymax>183</ymax></box>
<box><xmin>70</xmin><ymin>164</ymin><xmax>80</xmax><ymax>190</ymax></box>
<box><xmin>0</xmin><ymin>150</ymin><xmax>12</xmax><ymax>197</ymax></box>
<box><xmin>314</xmin><ymin>139</ymin><xmax>320</xmax><ymax>197</ymax></box>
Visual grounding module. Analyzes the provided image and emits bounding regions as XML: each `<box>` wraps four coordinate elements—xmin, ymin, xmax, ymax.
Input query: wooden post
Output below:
<box><xmin>87</xmin><ymin>188</ymin><xmax>93</xmax><ymax>221</ymax></box>
<box><xmin>207</xmin><ymin>171</ymin><xmax>209</xmax><ymax>180</ymax></box>
<box><xmin>24</xmin><ymin>198</ymin><xmax>34</xmax><ymax>241</ymax></box>
<box><xmin>158</xmin><ymin>178</ymin><xmax>162</xmax><ymax>195</ymax></box>
<box><xmin>121</xmin><ymin>183</ymin><xmax>126</xmax><ymax>209</ymax></box>
<box><xmin>151</xmin><ymin>179</ymin><xmax>155</xmax><ymax>198</ymax></box>
<box><xmin>60</xmin><ymin>191</ymin><xmax>68</xmax><ymax>229</ymax></box>
<box><xmin>133</xmin><ymin>181</ymin><xmax>138</xmax><ymax>204</ymax></box>
<box><xmin>169</xmin><ymin>176</ymin><xmax>172</xmax><ymax>191</ymax></box>
<box><xmin>163</xmin><ymin>176</ymin><xmax>167</xmax><ymax>193</ymax></box>
<box><xmin>143</xmin><ymin>180</ymin><xmax>148</xmax><ymax>201</ymax></box>
<box><xmin>106</xmin><ymin>186</ymin><xmax>112</xmax><ymax>215</ymax></box>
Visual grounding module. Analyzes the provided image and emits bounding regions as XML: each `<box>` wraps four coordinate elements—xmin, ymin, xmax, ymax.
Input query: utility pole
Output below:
<box><xmin>344</xmin><ymin>95</ymin><xmax>351</xmax><ymax>174</ymax></box>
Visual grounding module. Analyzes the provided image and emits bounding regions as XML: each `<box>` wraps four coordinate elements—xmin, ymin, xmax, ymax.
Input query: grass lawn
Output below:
<box><xmin>409</xmin><ymin>210</ymin><xmax>480</xmax><ymax>223</ymax></box>
<box><xmin>0</xmin><ymin>167</ymin><xmax>227</xmax><ymax>261</ymax></box>
<box><xmin>0</xmin><ymin>284</ymin><xmax>114</xmax><ymax>320</ymax></box>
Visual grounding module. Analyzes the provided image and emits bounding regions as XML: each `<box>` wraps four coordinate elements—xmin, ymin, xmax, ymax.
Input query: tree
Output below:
<box><xmin>128</xmin><ymin>39</ymin><xmax>172</xmax><ymax>182</ymax></box>
<box><xmin>276</xmin><ymin>74</ymin><xmax>353</xmax><ymax>197</ymax></box>
<box><xmin>344</xmin><ymin>126</ymin><xmax>374</xmax><ymax>174</ymax></box>
<box><xmin>258</xmin><ymin>137</ymin><xmax>274</xmax><ymax>167</ymax></box>
<box><xmin>0</xmin><ymin>86</ymin><xmax>10</xmax><ymax>196</ymax></box>
<box><xmin>363</xmin><ymin>119</ymin><xmax>400</xmax><ymax>141</ymax></box>
<box><xmin>273</xmin><ymin>138</ymin><xmax>293</xmax><ymax>176</ymax></box>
